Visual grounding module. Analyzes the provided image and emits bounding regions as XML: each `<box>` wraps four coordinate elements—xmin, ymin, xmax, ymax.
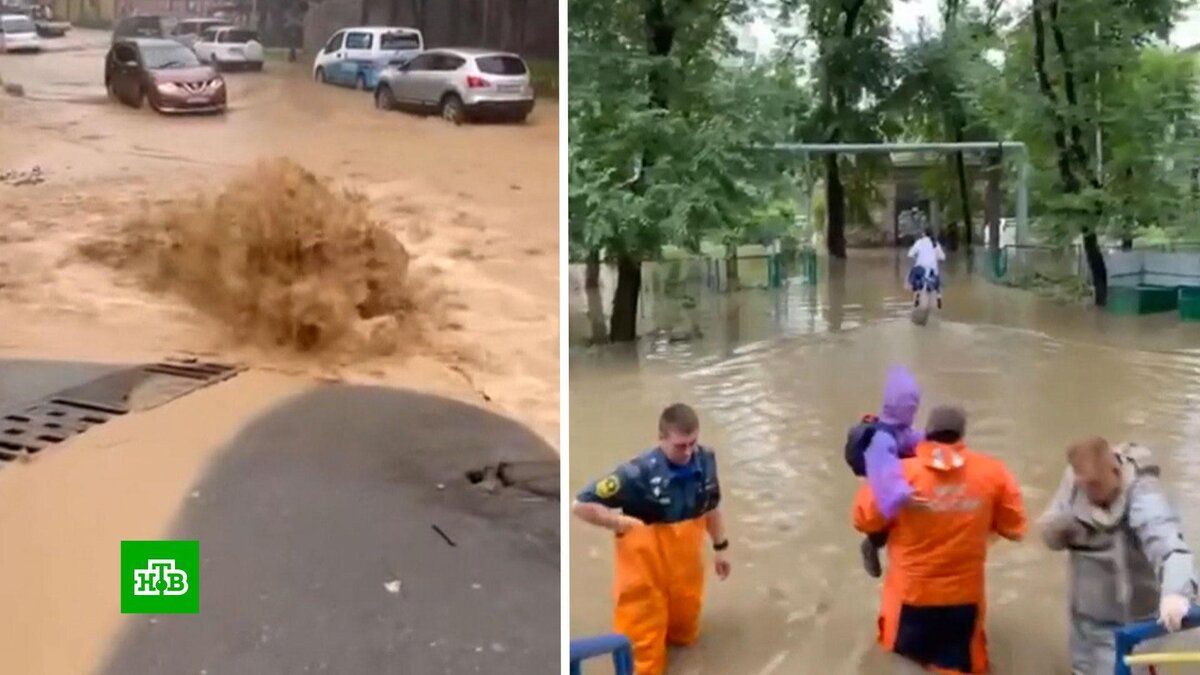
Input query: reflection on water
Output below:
<box><xmin>569</xmin><ymin>250</ymin><xmax>1200</xmax><ymax>674</ymax></box>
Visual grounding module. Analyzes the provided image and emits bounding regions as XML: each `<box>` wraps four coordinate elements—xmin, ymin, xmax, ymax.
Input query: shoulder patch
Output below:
<box><xmin>595</xmin><ymin>474</ymin><xmax>621</xmax><ymax>499</ymax></box>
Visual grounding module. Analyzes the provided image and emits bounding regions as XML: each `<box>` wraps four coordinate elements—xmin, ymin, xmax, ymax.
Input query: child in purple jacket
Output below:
<box><xmin>843</xmin><ymin>365</ymin><xmax>923</xmax><ymax>577</ymax></box>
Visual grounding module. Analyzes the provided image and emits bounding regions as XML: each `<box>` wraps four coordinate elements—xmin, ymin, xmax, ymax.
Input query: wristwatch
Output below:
<box><xmin>712</xmin><ymin>539</ymin><xmax>729</xmax><ymax>552</ymax></box>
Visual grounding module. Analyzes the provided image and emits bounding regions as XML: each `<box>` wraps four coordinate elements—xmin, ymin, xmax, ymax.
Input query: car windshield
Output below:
<box><xmin>221</xmin><ymin>29</ymin><xmax>257</xmax><ymax>43</ymax></box>
<box><xmin>380</xmin><ymin>32</ymin><xmax>419</xmax><ymax>50</ymax></box>
<box><xmin>187</xmin><ymin>22</ymin><xmax>223</xmax><ymax>34</ymax></box>
<box><xmin>475</xmin><ymin>55</ymin><xmax>527</xmax><ymax>76</ymax></box>
<box><xmin>141</xmin><ymin>44</ymin><xmax>200</xmax><ymax>69</ymax></box>
<box><xmin>2</xmin><ymin>17</ymin><xmax>35</xmax><ymax>33</ymax></box>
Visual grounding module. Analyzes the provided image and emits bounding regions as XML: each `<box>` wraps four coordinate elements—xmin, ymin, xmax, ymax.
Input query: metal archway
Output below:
<box><xmin>769</xmin><ymin>141</ymin><xmax>1031</xmax><ymax>246</ymax></box>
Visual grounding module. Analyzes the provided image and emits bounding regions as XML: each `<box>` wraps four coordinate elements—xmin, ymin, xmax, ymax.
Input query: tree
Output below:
<box><xmin>796</xmin><ymin>0</ymin><xmax>893</xmax><ymax>258</ymax></box>
<box><xmin>969</xmin><ymin>0</ymin><xmax>1197</xmax><ymax>305</ymax></box>
<box><xmin>569</xmin><ymin>0</ymin><xmax>796</xmax><ymax>342</ymax></box>
<box><xmin>891</xmin><ymin>1</ymin><xmax>1005</xmax><ymax>249</ymax></box>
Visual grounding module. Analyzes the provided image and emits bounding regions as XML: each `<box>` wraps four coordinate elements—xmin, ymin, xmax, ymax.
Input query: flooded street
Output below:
<box><xmin>569</xmin><ymin>251</ymin><xmax>1200</xmax><ymax>673</ymax></box>
<box><xmin>0</xmin><ymin>30</ymin><xmax>560</xmax><ymax>675</ymax></box>
<box><xmin>0</xmin><ymin>30</ymin><xmax>559</xmax><ymax>442</ymax></box>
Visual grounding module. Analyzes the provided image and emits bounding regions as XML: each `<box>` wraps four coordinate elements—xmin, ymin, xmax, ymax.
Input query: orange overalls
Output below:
<box><xmin>577</xmin><ymin>447</ymin><xmax>721</xmax><ymax>675</ymax></box>
<box><xmin>852</xmin><ymin>441</ymin><xmax>1027</xmax><ymax>674</ymax></box>
<box><xmin>614</xmin><ymin>519</ymin><xmax>708</xmax><ymax>675</ymax></box>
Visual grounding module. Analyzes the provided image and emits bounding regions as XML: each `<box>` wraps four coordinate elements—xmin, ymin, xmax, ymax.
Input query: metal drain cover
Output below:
<box><xmin>0</xmin><ymin>359</ymin><xmax>241</xmax><ymax>462</ymax></box>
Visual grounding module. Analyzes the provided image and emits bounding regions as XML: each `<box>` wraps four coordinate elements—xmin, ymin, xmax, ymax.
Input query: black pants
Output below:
<box><xmin>894</xmin><ymin>603</ymin><xmax>979</xmax><ymax>672</ymax></box>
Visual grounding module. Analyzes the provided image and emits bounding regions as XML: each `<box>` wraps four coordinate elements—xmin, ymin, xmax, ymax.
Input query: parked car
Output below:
<box><xmin>193</xmin><ymin>26</ymin><xmax>262</xmax><ymax>71</ymax></box>
<box><xmin>312</xmin><ymin>26</ymin><xmax>422</xmax><ymax>90</ymax></box>
<box><xmin>35</xmin><ymin>19</ymin><xmax>68</xmax><ymax>37</ymax></box>
<box><xmin>373</xmin><ymin>48</ymin><xmax>535</xmax><ymax>124</ymax></box>
<box><xmin>105</xmin><ymin>38</ymin><xmax>226</xmax><ymax>114</ymax></box>
<box><xmin>112</xmin><ymin>15</ymin><xmax>165</xmax><ymax>43</ymax></box>
<box><xmin>0</xmin><ymin>13</ymin><xmax>40</xmax><ymax>52</ymax></box>
<box><xmin>170</xmin><ymin>18</ymin><xmax>229</xmax><ymax>49</ymax></box>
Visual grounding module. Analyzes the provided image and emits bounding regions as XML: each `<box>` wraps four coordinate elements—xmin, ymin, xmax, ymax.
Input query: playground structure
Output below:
<box><xmin>1116</xmin><ymin>607</ymin><xmax>1200</xmax><ymax>675</ymax></box>
<box><xmin>769</xmin><ymin>141</ymin><xmax>1032</xmax><ymax>250</ymax></box>
<box><xmin>571</xmin><ymin>606</ymin><xmax>1200</xmax><ymax>674</ymax></box>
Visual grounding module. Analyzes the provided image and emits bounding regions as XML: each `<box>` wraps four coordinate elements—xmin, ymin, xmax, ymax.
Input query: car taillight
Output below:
<box><xmin>466</xmin><ymin>75</ymin><xmax>491</xmax><ymax>89</ymax></box>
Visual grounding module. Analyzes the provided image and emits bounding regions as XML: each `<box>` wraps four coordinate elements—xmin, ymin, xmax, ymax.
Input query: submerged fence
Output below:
<box><xmin>974</xmin><ymin>244</ymin><xmax>1200</xmax><ymax>290</ymax></box>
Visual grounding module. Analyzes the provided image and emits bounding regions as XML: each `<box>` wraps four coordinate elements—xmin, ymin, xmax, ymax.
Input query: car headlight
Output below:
<box><xmin>156</xmin><ymin>82</ymin><xmax>179</xmax><ymax>93</ymax></box>
<box><xmin>212</xmin><ymin>79</ymin><xmax>224</xmax><ymax>89</ymax></box>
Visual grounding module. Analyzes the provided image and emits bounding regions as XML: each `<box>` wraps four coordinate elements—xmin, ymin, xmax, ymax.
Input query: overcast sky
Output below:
<box><xmin>744</xmin><ymin>0</ymin><xmax>1200</xmax><ymax>52</ymax></box>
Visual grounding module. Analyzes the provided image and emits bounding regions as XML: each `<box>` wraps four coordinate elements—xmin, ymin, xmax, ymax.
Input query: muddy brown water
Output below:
<box><xmin>569</xmin><ymin>250</ymin><xmax>1200</xmax><ymax>674</ymax></box>
<box><xmin>0</xmin><ymin>29</ymin><xmax>560</xmax><ymax>443</ymax></box>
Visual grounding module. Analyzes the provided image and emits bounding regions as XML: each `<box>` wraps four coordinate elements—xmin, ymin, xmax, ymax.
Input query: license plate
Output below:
<box><xmin>230</xmin><ymin>48</ymin><xmax>243</xmax><ymax>55</ymax></box>
<box><xmin>499</xmin><ymin>85</ymin><xmax>521</xmax><ymax>93</ymax></box>
<box><xmin>187</xmin><ymin>97</ymin><xmax>208</xmax><ymax>105</ymax></box>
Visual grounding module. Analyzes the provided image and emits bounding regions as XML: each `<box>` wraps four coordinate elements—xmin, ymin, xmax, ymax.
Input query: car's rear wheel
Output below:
<box><xmin>314</xmin><ymin>67</ymin><xmax>325</xmax><ymax>83</ymax></box>
<box><xmin>375</xmin><ymin>86</ymin><xmax>396</xmax><ymax>111</ymax></box>
<box><xmin>440</xmin><ymin>94</ymin><xmax>465</xmax><ymax>125</ymax></box>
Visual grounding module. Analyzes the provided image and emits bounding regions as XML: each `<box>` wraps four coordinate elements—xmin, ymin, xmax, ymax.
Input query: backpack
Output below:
<box><xmin>844</xmin><ymin>414</ymin><xmax>898</xmax><ymax>477</ymax></box>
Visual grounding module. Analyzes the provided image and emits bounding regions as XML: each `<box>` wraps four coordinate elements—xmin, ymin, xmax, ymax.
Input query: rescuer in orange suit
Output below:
<box><xmin>572</xmin><ymin>403</ymin><xmax>730</xmax><ymax>675</ymax></box>
<box><xmin>852</xmin><ymin>405</ymin><xmax>1027</xmax><ymax>674</ymax></box>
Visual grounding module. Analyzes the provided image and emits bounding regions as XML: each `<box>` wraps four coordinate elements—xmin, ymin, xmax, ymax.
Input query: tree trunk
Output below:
<box><xmin>1033</xmin><ymin>3</ymin><xmax>1111</xmax><ymax>307</ymax></box>
<box><xmin>609</xmin><ymin>255</ymin><xmax>642</xmax><ymax>343</ymax></box>
<box><xmin>584</xmin><ymin>250</ymin><xmax>601</xmax><ymax>289</ymax></box>
<box><xmin>1082</xmin><ymin>230</ymin><xmax>1108</xmax><ymax>306</ymax></box>
<box><xmin>605</xmin><ymin>0</ymin><xmax>673</xmax><ymax>344</ymax></box>
<box><xmin>825</xmin><ymin>154</ymin><xmax>847</xmax><ymax>258</ymax></box>
<box><xmin>1121</xmin><ymin>238</ymin><xmax>1133</xmax><ymax>251</ymax></box>
<box><xmin>724</xmin><ymin>243</ymin><xmax>739</xmax><ymax>287</ymax></box>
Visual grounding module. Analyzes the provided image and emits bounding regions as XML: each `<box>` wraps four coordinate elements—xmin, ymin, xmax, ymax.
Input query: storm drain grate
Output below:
<box><xmin>0</xmin><ymin>358</ymin><xmax>242</xmax><ymax>463</ymax></box>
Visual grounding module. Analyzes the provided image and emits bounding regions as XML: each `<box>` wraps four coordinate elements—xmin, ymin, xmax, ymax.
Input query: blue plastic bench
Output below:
<box><xmin>1115</xmin><ymin>606</ymin><xmax>1200</xmax><ymax>675</ymax></box>
<box><xmin>569</xmin><ymin>634</ymin><xmax>634</xmax><ymax>675</ymax></box>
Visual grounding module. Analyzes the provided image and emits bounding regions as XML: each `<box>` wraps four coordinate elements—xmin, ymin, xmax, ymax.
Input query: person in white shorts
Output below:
<box><xmin>907</xmin><ymin>228</ymin><xmax>946</xmax><ymax>309</ymax></box>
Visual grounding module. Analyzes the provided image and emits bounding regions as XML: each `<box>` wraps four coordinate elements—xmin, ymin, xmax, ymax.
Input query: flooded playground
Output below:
<box><xmin>568</xmin><ymin>250</ymin><xmax>1200</xmax><ymax>674</ymax></box>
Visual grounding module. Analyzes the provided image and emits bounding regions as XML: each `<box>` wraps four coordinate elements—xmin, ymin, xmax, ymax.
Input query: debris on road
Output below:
<box><xmin>1</xmin><ymin>167</ymin><xmax>45</xmax><ymax>187</ymax></box>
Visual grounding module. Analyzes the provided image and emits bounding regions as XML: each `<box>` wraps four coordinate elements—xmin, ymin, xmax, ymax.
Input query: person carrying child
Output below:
<box><xmin>844</xmin><ymin>364</ymin><xmax>926</xmax><ymax>577</ymax></box>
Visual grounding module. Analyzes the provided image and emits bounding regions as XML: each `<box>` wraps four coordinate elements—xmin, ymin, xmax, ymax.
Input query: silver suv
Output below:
<box><xmin>373</xmin><ymin>47</ymin><xmax>535</xmax><ymax>124</ymax></box>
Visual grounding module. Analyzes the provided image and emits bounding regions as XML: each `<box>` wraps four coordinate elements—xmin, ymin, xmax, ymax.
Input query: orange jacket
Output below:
<box><xmin>852</xmin><ymin>440</ymin><xmax>1027</xmax><ymax>673</ymax></box>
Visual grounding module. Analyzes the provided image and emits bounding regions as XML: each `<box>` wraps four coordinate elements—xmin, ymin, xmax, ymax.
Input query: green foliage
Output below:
<box><xmin>966</xmin><ymin>0</ymin><xmax>1200</xmax><ymax>245</ymax></box>
<box><xmin>568</xmin><ymin>0</ymin><xmax>800</xmax><ymax>264</ymax></box>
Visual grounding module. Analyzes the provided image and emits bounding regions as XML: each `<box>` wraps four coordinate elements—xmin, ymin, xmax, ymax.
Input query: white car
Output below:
<box><xmin>0</xmin><ymin>13</ymin><xmax>40</xmax><ymax>53</ymax></box>
<box><xmin>312</xmin><ymin>26</ymin><xmax>422</xmax><ymax>89</ymax></box>
<box><xmin>194</xmin><ymin>26</ymin><xmax>263</xmax><ymax>71</ymax></box>
<box><xmin>170</xmin><ymin>18</ymin><xmax>230</xmax><ymax>50</ymax></box>
<box><xmin>374</xmin><ymin>48</ymin><xmax>535</xmax><ymax>124</ymax></box>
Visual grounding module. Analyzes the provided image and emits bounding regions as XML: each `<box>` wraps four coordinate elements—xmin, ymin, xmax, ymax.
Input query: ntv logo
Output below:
<box><xmin>121</xmin><ymin>540</ymin><xmax>199</xmax><ymax>613</ymax></box>
<box><xmin>133</xmin><ymin>559</ymin><xmax>189</xmax><ymax>596</ymax></box>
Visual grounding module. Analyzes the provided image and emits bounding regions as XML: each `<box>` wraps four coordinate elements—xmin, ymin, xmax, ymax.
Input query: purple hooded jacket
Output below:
<box><xmin>864</xmin><ymin>365</ymin><xmax>923</xmax><ymax>519</ymax></box>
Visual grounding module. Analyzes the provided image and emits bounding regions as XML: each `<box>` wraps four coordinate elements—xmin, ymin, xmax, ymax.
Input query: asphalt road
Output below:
<box><xmin>0</xmin><ymin>360</ymin><xmax>559</xmax><ymax>674</ymax></box>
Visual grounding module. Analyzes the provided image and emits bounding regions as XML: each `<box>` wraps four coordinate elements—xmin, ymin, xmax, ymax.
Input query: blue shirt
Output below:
<box><xmin>576</xmin><ymin>447</ymin><xmax>721</xmax><ymax>524</ymax></box>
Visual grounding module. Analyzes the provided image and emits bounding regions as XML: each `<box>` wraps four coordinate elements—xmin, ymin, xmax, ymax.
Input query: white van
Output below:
<box><xmin>0</xmin><ymin>14</ymin><xmax>41</xmax><ymax>53</ymax></box>
<box><xmin>312</xmin><ymin>26</ymin><xmax>423</xmax><ymax>89</ymax></box>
